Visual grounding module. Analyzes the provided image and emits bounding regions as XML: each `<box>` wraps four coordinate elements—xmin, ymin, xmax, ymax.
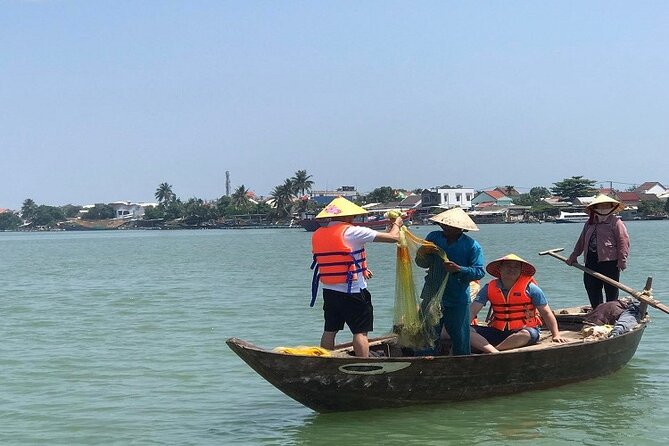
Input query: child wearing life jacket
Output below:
<box><xmin>469</xmin><ymin>254</ymin><xmax>568</xmax><ymax>353</ymax></box>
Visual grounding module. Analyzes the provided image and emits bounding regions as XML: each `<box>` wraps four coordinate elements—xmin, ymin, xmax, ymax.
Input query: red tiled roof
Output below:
<box><xmin>616</xmin><ymin>192</ymin><xmax>640</xmax><ymax>202</ymax></box>
<box><xmin>486</xmin><ymin>190</ymin><xmax>506</xmax><ymax>199</ymax></box>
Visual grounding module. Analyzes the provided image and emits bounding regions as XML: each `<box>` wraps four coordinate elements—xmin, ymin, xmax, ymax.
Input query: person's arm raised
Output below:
<box><xmin>373</xmin><ymin>216</ymin><xmax>403</xmax><ymax>243</ymax></box>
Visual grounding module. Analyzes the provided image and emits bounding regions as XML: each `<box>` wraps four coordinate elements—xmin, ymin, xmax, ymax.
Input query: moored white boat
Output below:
<box><xmin>555</xmin><ymin>211</ymin><xmax>589</xmax><ymax>223</ymax></box>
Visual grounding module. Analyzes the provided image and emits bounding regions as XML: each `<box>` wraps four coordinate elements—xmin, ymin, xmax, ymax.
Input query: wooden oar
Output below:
<box><xmin>539</xmin><ymin>248</ymin><xmax>669</xmax><ymax>316</ymax></box>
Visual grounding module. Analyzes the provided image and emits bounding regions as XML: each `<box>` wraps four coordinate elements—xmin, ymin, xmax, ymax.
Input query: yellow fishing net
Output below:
<box><xmin>392</xmin><ymin>226</ymin><xmax>450</xmax><ymax>350</ymax></box>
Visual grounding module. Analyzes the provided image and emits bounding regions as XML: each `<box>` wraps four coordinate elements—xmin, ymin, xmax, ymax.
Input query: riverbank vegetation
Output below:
<box><xmin>1</xmin><ymin>174</ymin><xmax>668</xmax><ymax>231</ymax></box>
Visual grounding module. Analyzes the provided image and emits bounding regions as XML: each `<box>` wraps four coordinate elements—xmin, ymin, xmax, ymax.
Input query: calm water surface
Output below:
<box><xmin>2</xmin><ymin>222</ymin><xmax>668</xmax><ymax>445</ymax></box>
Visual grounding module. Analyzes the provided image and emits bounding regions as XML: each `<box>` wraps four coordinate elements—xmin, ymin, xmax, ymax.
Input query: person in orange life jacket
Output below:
<box><xmin>311</xmin><ymin>197</ymin><xmax>402</xmax><ymax>358</ymax></box>
<box><xmin>565</xmin><ymin>194</ymin><xmax>630</xmax><ymax>309</ymax></box>
<box><xmin>415</xmin><ymin>208</ymin><xmax>484</xmax><ymax>356</ymax></box>
<box><xmin>469</xmin><ymin>254</ymin><xmax>567</xmax><ymax>353</ymax></box>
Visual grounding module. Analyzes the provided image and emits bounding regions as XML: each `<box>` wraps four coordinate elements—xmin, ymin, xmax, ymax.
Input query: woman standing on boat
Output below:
<box><xmin>566</xmin><ymin>194</ymin><xmax>630</xmax><ymax>309</ymax></box>
<box><xmin>310</xmin><ymin>197</ymin><xmax>402</xmax><ymax>358</ymax></box>
<box><xmin>415</xmin><ymin>208</ymin><xmax>485</xmax><ymax>356</ymax></box>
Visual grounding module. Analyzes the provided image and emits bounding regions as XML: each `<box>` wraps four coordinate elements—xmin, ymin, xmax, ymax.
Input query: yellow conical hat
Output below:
<box><xmin>586</xmin><ymin>194</ymin><xmax>624</xmax><ymax>213</ymax></box>
<box><xmin>486</xmin><ymin>253</ymin><xmax>536</xmax><ymax>278</ymax></box>
<box><xmin>428</xmin><ymin>207</ymin><xmax>479</xmax><ymax>231</ymax></box>
<box><xmin>315</xmin><ymin>197</ymin><xmax>368</xmax><ymax>219</ymax></box>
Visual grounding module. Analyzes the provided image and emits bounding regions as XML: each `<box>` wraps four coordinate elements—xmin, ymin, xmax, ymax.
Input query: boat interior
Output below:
<box><xmin>329</xmin><ymin>306</ymin><xmax>647</xmax><ymax>358</ymax></box>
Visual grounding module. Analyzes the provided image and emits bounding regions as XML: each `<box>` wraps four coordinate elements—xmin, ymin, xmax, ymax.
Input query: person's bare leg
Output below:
<box><xmin>470</xmin><ymin>327</ymin><xmax>499</xmax><ymax>353</ymax></box>
<box><xmin>496</xmin><ymin>330</ymin><xmax>531</xmax><ymax>351</ymax></box>
<box><xmin>352</xmin><ymin>333</ymin><xmax>369</xmax><ymax>357</ymax></box>
<box><xmin>321</xmin><ymin>331</ymin><xmax>337</xmax><ymax>350</ymax></box>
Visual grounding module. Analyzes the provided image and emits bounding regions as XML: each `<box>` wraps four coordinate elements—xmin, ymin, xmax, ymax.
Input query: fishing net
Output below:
<box><xmin>392</xmin><ymin>226</ymin><xmax>450</xmax><ymax>350</ymax></box>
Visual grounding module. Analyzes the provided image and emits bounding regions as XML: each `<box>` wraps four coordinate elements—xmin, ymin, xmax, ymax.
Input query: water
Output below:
<box><xmin>1</xmin><ymin>222</ymin><xmax>668</xmax><ymax>445</ymax></box>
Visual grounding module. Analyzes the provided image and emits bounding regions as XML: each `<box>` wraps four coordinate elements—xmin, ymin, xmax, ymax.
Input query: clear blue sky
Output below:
<box><xmin>2</xmin><ymin>1</ymin><xmax>668</xmax><ymax>209</ymax></box>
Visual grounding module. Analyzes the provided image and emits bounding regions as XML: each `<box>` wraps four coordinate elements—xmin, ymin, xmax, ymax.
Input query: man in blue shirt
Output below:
<box><xmin>416</xmin><ymin>207</ymin><xmax>485</xmax><ymax>355</ymax></box>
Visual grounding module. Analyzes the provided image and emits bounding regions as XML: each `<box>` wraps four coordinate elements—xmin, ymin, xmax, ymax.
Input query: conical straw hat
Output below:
<box><xmin>428</xmin><ymin>207</ymin><xmax>479</xmax><ymax>231</ymax></box>
<box><xmin>486</xmin><ymin>253</ymin><xmax>536</xmax><ymax>278</ymax></box>
<box><xmin>586</xmin><ymin>194</ymin><xmax>624</xmax><ymax>213</ymax></box>
<box><xmin>315</xmin><ymin>196</ymin><xmax>368</xmax><ymax>219</ymax></box>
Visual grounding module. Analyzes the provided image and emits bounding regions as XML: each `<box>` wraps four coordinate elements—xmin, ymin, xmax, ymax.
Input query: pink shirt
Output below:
<box><xmin>568</xmin><ymin>214</ymin><xmax>630</xmax><ymax>268</ymax></box>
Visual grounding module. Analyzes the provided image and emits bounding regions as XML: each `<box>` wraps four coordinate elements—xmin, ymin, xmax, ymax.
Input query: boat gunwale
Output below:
<box><xmin>226</xmin><ymin>318</ymin><xmax>648</xmax><ymax>361</ymax></box>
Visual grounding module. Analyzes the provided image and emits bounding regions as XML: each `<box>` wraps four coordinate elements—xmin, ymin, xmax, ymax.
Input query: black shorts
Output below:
<box><xmin>323</xmin><ymin>288</ymin><xmax>373</xmax><ymax>334</ymax></box>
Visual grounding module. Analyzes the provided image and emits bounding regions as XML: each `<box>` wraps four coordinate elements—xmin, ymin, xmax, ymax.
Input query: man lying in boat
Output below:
<box><xmin>469</xmin><ymin>254</ymin><xmax>568</xmax><ymax>353</ymax></box>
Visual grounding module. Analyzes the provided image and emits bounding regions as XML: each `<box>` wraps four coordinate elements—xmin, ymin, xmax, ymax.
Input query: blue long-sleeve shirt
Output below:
<box><xmin>417</xmin><ymin>231</ymin><xmax>485</xmax><ymax>306</ymax></box>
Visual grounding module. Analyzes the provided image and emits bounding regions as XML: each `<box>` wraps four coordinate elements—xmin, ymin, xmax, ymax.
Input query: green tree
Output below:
<box><xmin>83</xmin><ymin>204</ymin><xmax>115</xmax><ymax>220</ymax></box>
<box><xmin>511</xmin><ymin>193</ymin><xmax>536</xmax><ymax>206</ymax></box>
<box><xmin>155</xmin><ymin>182</ymin><xmax>175</xmax><ymax>204</ymax></box>
<box><xmin>638</xmin><ymin>200</ymin><xmax>664</xmax><ymax>216</ymax></box>
<box><xmin>291</xmin><ymin>170</ymin><xmax>314</xmax><ymax>196</ymax></box>
<box><xmin>231</xmin><ymin>185</ymin><xmax>252</xmax><ymax>212</ymax></box>
<box><xmin>365</xmin><ymin>186</ymin><xmax>399</xmax><ymax>203</ymax></box>
<box><xmin>551</xmin><ymin>176</ymin><xmax>597</xmax><ymax>202</ymax></box>
<box><xmin>163</xmin><ymin>199</ymin><xmax>184</xmax><ymax>221</ymax></box>
<box><xmin>183</xmin><ymin>198</ymin><xmax>214</xmax><ymax>226</ymax></box>
<box><xmin>529</xmin><ymin>187</ymin><xmax>551</xmax><ymax>198</ymax></box>
<box><xmin>216</xmin><ymin>195</ymin><xmax>235</xmax><ymax>217</ymax></box>
<box><xmin>514</xmin><ymin>186</ymin><xmax>553</xmax><ymax>206</ymax></box>
<box><xmin>21</xmin><ymin>198</ymin><xmax>38</xmax><ymax>222</ymax></box>
<box><xmin>254</xmin><ymin>201</ymin><xmax>273</xmax><ymax>215</ymax></box>
<box><xmin>270</xmin><ymin>179</ymin><xmax>295</xmax><ymax>218</ymax></box>
<box><xmin>0</xmin><ymin>211</ymin><xmax>22</xmax><ymax>230</ymax></box>
<box><xmin>61</xmin><ymin>204</ymin><xmax>82</xmax><ymax>219</ymax></box>
<box><xmin>143</xmin><ymin>205</ymin><xmax>164</xmax><ymax>220</ymax></box>
<box><xmin>32</xmin><ymin>205</ymin><xmax>65</xmax><ymax>226</ymax></box>
<box><xmin>665</xmin><ymin>199</ymin><xmax>669</xmax><ymax>214</ymax></box>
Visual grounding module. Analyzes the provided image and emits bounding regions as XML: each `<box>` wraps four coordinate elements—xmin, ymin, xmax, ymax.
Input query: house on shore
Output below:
<box><xmin>420</xmin><ymin>187</ymin><xmax>475</xmax><ymax>210</ymax></box>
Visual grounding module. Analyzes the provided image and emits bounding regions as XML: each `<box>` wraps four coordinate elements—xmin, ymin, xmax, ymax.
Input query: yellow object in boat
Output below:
<box><xmin>273</xmin><ymin>346</ymin><xmax>331</xmax><ymax>357</ymax></box>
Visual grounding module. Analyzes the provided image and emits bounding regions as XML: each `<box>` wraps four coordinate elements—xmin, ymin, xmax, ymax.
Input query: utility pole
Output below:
<box><xmin>225</xmin><ymin>171</ymin><xmax>230</xmax><ymax>196</ymax></box>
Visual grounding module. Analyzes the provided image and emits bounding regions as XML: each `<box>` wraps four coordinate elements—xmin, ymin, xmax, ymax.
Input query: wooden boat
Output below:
<box><xmin>226</xmin><ymin>309</ymin><xmax>648</xmax><ymax>413</ymax></box>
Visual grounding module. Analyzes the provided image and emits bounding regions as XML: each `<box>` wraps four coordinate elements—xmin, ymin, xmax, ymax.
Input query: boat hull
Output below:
<box><xmin>226</xmin><ymin>322</ymin><xmax>646</xmax><ymax>413</ymax></box>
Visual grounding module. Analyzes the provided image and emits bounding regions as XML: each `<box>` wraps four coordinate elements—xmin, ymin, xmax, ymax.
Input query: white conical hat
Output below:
<box><xmin>315</xmin><ymin>197</ymin><xmax>368</xmax><ymax>219</ymax></box>
<box><xmin>586</xmin><ymin>194</ymin><xmax>624</xmax><ymax>213</ymax></box>
<box><xmin>428</xmin><ymin>207</ymin><xmax>479</xmax><ymax>231</ymax></box>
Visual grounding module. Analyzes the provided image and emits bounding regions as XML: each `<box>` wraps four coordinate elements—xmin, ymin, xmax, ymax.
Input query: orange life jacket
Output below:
<box><xmin>310</xmin><ymin>224</ymin><xmax>368</xmax><ymax>307</ymax></box>
<box><xmin>488</xmin><ymin>276</ymin><xmax>542</xmax><ymax>331</ymax></box>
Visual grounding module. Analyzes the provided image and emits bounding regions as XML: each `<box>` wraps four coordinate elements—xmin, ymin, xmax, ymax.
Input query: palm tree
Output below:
<box><xmin>271</xmin><ymin>179</ymin><xmax>296</xmax><ymax>218</ymax></box>
<box><xmin>155</xmin><ymin>183</ymin><xmax>175</xmax><ymax>204</ymax></box>
<box><xmin>231</xmin><ymin>185</ymin><xmax>251</xmax><ymax>212</ymax></box>
<box><xmin>291</xmin><ymin>170</ymin><xmax>314</xmax><ymax>196</ymax></box>
<box><xmin>21</xmin><ymin>198</ymin><xmax>37</xmax><ymax>222</ymax></box>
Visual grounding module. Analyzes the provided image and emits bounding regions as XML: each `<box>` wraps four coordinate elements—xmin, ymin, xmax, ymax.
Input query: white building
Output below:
<box><xmin>110</xmin><ymin>201</ymin><xmax>157</xmax><ymax>219</ymax></box>
<box><xmin>420</xmin><ymin>188</ymin><xmax>475</xmax><ymax>210</ymax></box>
<box><xmin>633</xmin><ymin>182</ymin><xmax>667</xmax><ymax>197</ymax></box>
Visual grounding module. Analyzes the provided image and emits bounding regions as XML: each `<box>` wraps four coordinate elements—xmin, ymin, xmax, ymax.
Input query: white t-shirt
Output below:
<box><xmin>321</xmin><ymin>222</ymin><xmax>378</xmax><ymax>293</ymax></box>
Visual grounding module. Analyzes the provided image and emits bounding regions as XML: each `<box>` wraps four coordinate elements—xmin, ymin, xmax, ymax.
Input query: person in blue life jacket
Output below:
<box><xmin>415</xmin><ymin>207</ymin><xmax>485</xmax><ymax>356</ymax></box>
<box><xmin>311</xmin><ymin>197</ymin><xmax>403</xmax><ymax>358</ymax></box>
<box><xmin>470</xmin><ymin>254</ymin><xmax>568</xmax><ymax>353</ymax></box>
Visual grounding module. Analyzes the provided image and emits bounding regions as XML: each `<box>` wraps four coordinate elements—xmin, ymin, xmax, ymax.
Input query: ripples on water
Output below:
<box><xmin>1</xmin><ymin>222</ymin><xmax>668</xmax><ymax>445</ymax></box>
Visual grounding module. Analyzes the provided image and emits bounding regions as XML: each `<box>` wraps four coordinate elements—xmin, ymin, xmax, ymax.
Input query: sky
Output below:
<box><xmin>1</xmin><ymin>1</ymin><xmax>668</xmax><ymax>210</ymax></box>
